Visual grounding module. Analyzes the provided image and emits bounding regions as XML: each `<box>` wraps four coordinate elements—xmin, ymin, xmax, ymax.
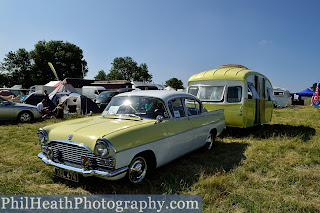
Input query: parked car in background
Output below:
<box><xmin>82</xmin><ymin>86</ymin><xmax>106</xmax><ymax>100</ymax></box>
<box><xmin>0</xmin><ymin>96</ymin><xmax>42</xmax><ymax>122</ymax></box>
<box><xmin>94</xmin><ymin>89</ymin><xmax>134</xmax><ymax>110</ymax></box>
<box><xmin>94</xmin><ymin>91</ymin><xmax>120</xmax><ymax>110</ymax></box>
<box><xmin>37</xmin><ymin>90</ymin><xmax>225</xmax><ymax>183</ymax></box>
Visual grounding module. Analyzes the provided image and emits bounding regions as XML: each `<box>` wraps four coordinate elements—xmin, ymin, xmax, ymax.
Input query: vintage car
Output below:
<box><xmin>0</xmin><ymin>96</ymin><xmax>42</xmax><ymax>122</ymax></box>
<box><xmin>37</xmin><ymin>90</ymin><xmax>225</xmax><ymax>183</ymax></box>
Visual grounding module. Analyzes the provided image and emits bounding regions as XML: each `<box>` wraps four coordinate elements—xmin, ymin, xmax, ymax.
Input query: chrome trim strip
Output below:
<box><xmin>98</xmin><ymin>137</ymin><xmax>117</xmax><ymax>153</ymax></box>
<box><xmin>38</xmin><ymin>152</ymin><xmax>128</xmax><ymax>177</ymax></box>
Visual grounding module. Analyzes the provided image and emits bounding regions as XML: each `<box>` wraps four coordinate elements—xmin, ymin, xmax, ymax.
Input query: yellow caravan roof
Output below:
<box><xmin>188</xmin><ymin>64</ymin><xmax>270</xmax><ymax>84</ymax></box>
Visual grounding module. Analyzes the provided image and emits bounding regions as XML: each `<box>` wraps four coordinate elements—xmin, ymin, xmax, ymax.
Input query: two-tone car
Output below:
<box><xmin>37</xmin><ymin>90</ymin><xmax>225</xmax><ymax>183</ymax></box>
<box><xmin>0</xmin><ymin>96</ymin><xmax>42</xmax><ymax>122</ymax></box>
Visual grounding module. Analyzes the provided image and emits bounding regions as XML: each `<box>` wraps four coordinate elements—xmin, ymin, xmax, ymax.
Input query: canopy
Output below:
<box><xmin>296</xmin><ymin>88</ymin><xmax>314</xmax><ymax>97</ymax></box>
<box><xmin>49</xmin><ymin>80</ymin><xmax>77</xmax><ymax>97</ymax></box>
<box><xmin>45</xmin><ymin>81</ymin><xmax>60</xmax><ymax>87</ymax></box>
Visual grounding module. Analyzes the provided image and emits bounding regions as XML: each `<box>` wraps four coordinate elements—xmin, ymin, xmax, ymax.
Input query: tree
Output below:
<box><xmin>94</xmin><ymin>70</ymin><xmax>108</xmax><ymax>80</ymax></box>
<box><xmin>0</xmin><ymin>48</ymin><xmax>33</xmax><ymax>88</ymax></box>
<box><xmin>0</xmin><ymin>73</ymin><xmax>8</xmax><ymax>87</ymax></box>
<box><xmin>165</xmin><ymin>78</ymin><xmax>184</xmax><ymax>90</ymax></box>
<box><xmin>311</xmin><ymin>83</ymin><xmax>318</xmax><ymax>92</ymax></box>
<box><xmin>0</xmin><ymin>40</ymin><xmax>88</xmax><ymax>88</ymax></box>
<box><xmin>107</xmin><ymin>57</ymin><xmax>152</xmax><ymax>82</ymax></box>
<box><xmin>30</xmin><ymin>40</ymin><xmax>88</xmax><ymax>84</ymax></box>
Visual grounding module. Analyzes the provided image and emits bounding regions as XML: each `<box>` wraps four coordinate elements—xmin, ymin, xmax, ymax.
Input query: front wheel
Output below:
<box><xmin>128</xmin><ymin>156</ymin><xmax>148</xmax><ymax>184</ymax></box>
<box><xmin>18</xmin><ymin>111</ymin><xmax>33</xmax><ymax>123</ymax></box>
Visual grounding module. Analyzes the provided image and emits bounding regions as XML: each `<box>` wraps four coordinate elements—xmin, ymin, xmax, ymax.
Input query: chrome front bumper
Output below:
<box><xmin>38</xmin><ymin>152</ymin><xmax>128</xmax><ymax>180</ymax></box>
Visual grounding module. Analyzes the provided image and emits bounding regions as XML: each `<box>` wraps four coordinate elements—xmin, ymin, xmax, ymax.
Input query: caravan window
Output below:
<box><xmin>199</xmin><ymin>86</ymin><xmax>224</xmax><ymax>101</ymax></box>
<box><xmin>274</xmin><ymin>92</ymin><xmax>284</xmax><ymax>96</ymax></box>
<box><xmin>227</xmin><ymin>86</ymin><xmax>242</xmax><ymax>103</ymax></box>
<box><xmin>188</xmin><ymin>87</ymin><xmax>199</xmax><ymax>96</ymax></box>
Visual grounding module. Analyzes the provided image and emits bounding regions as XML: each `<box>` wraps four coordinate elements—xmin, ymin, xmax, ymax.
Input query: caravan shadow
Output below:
<box><xmin>220</xmin><ymin>124</ymin><xmax>316</xmax><ymax>142</ymax></box>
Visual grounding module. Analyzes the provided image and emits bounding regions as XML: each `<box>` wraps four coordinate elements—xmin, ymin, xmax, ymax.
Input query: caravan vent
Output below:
<box><xmin>221</xmin><ymin>64</ymin><xmax>248</xmax><ymax>69</ymax></box>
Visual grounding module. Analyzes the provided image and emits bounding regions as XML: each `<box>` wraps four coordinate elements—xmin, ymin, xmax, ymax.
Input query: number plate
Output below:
<box><xmin>55</xmin><ymin>168</ymin><xmax>79</xmax><ymax>182</ymax></box>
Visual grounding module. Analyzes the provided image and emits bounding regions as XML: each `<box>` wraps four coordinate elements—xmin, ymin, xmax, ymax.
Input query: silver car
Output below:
<box><xmin>0</xmin><ymin>96</ymin><xmax>42</xmax><ymax>122</ymax></box>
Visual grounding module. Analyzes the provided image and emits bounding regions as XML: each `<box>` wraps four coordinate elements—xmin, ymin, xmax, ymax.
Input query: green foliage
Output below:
<box><xmin>165</xmin><ymin>77</ymin><xmax>184</xmax><ymax>90</ymax></box>
<box><xmin>0</xmin><ymin>40</ymin><xmax>88</xmax><ymax>88</ymax></box>
<box><xmin>94</xmin><ymin>70</ymin><xmax>108</xmax><ymax>80</ymax></box>
<box><xmin>0</xmin><ymin>73</ymin><xmax>8</xmax><ymax>87</ymax></box>
<box><xmin>107</xmin><ymin>57</ymin><xmax>152</xmax><ymax>82</ymax></box>
<box><xmin>311</xmin><ymin>82</ymin><xmax>318</xmax><ymax>91</ymax></box>
<box><xmin>0</xmin><ymin>48</ymin><xmax>33</xmax><ymax>87</ymax></box>
<box><xmin>30</xmin><ymin>40</ymin><xmax>88</xmax><ymax>84</ymax></box>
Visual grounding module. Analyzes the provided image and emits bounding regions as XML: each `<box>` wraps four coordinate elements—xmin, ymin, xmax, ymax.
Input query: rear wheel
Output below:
<box><xmin>128</xmin><ymin>156</ymin><xmax>148</xmax><ymax>184</ymax></box>
<box><xmin>18</xmin><ymin>111</ymin><xmax>33</xmax><ymax>123</ymax></box>
<box><xmin>205</xmin><ymin>131</ymin><xmax>216</xmax><ymax>150</ymax></box>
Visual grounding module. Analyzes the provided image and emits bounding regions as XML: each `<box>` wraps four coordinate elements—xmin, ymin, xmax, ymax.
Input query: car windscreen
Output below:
<box><xmin>102</xmin><ymin>96</ymin><xmax>168</xmax><ymax>119</ymax></box>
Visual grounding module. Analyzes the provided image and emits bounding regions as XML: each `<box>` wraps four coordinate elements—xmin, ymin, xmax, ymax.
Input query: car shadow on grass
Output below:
<box><xmin>220</xmin><ymin>124</ymin><xmax>316</xmax><ymax>142</ymax></box>
<box><xmin>54</xmin><ymin>140</ymin><xmax>248</xmax><ymax>194</ymax></box>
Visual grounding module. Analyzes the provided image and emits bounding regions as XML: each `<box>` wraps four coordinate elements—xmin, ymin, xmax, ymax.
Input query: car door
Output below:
<box><xmin>184</xmin><ymin>98</ymin><xmax>209</xmax><ymax>148</ymax></box>
<box><xmin>0</xmin><ymin>97</ymin><xmax>15</xmax><ymax>120</ymax></box>
<box><xmin>164</xmin><ymin>98</ymin><xmax>194</xmax><ymax>160</ymax></box>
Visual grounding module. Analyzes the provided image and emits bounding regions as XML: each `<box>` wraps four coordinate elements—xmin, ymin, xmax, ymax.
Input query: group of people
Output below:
<box><xmin>37</xmin><ymin>99</ymin><xmax>64</xmax><ymax>119</ymax></box>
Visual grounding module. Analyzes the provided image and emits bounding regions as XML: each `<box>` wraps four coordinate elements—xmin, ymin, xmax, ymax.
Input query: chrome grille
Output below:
<box><xmin>48</xmin><ymin>141</ymin><xmax>111</xmax><ymax>169</ymax></box>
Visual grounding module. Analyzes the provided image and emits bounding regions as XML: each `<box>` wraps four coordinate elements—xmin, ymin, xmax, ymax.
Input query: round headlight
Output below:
<box><xmin>94</xmin><ymin>141</ymin><xmax>110</xmax><ymax>157</ymax></box>
<box><xmin>37</xmin><ymin>129</ymin><xmax>47</xmax><ymax>144</ymax></box>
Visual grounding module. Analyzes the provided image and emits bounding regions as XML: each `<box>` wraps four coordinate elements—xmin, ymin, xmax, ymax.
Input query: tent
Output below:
<box><xmin>164</xmin><ymin>86</ymin><xmax>176</xmax><ymax>91</ymax></box>
<box><xmin>59</xmin><ymin>95</ymin><xmax>102</xmax><ymax>115</ymax></box>
<box><xmin>296</xmin><ymin>88</ymin><xmax>314</xmax><ymax>97</ymax></box>
<box><xmin>45</xmin><ymin>81</ymin><xmax>60</xmax><ymax>87</ymax></box>
<box><xmin>49</xmin><ymin>92</ymin><xmax>79</xmax><ymax>105</ymax></box>
<box><xmin>49</xmin><ymin>79</ymin><xmax>77</xmax><ymax>97</ymax></box>
<box><xmin>23</xmin><ymin>92</ymin><xmax>56</xmax><ymax>111</ymax></box>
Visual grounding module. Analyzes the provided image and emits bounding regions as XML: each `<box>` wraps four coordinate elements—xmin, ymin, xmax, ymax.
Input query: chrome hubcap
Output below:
<box><xmin>206</xmin><ymin>134</ymin><xmax>213</xmax><ymax>150</ymax></box>
<box><xmin>129</xmin><ymin>157</ymin><xmax>147</xmax><ymax>183</ymax></box>
<box><xmin>20</xmin><ymin>113</ymin><xmax>31</xmax><ymax>122</ymax></box>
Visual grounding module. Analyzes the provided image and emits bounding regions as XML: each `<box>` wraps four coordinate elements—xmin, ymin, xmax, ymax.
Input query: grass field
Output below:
<box><xmin>1</xmin><ymin>106</ymin><xmax>319</xmax><ymax>212</ymax></box>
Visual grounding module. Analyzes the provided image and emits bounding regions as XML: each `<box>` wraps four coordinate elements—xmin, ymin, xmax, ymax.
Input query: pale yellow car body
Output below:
<box><xmin>38</xmin><ymin>90</ymin><xmax>225</xmax><ymax>183</ymax></box>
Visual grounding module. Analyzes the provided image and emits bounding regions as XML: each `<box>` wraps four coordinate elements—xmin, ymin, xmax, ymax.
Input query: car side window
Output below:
<box><xmin>185</xmin><ymin>99</ymin><xmax>201</xmax><ymax>116</ymax></box>
<box><xmin>168</xmin><ymin>99</ymin><xmax>185</xmax><ymax>118</ymax></box>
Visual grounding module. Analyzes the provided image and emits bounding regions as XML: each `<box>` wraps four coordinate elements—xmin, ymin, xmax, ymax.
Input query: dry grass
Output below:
<box><xmin>1</xmin><ymin>106</ymin><xmax>320</xmax><ymax>212</ymax></box>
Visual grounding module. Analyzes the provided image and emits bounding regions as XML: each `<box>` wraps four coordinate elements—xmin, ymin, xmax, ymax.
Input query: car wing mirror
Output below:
<box><xmin>154</xmin><ymin>115</ymin><xmax>164</xmax><ymax>124</ymax></box>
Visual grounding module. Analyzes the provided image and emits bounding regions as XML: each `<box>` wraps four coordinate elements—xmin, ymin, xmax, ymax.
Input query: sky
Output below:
<box><xmin>0</xmin><ymin>0</ymin><xmax>319</xmax><ymax>93</ymax></box>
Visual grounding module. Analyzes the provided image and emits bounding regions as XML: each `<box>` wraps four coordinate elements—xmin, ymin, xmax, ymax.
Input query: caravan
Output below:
<box><xmin>273</xmin><ymin>87</ymin><xmax>292</xmax><ymax>108</ymax></box>
<box><xmin>187</xmin><ymin>64</ymin><xmax>274</xmax><ymax>128</ymax></box>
